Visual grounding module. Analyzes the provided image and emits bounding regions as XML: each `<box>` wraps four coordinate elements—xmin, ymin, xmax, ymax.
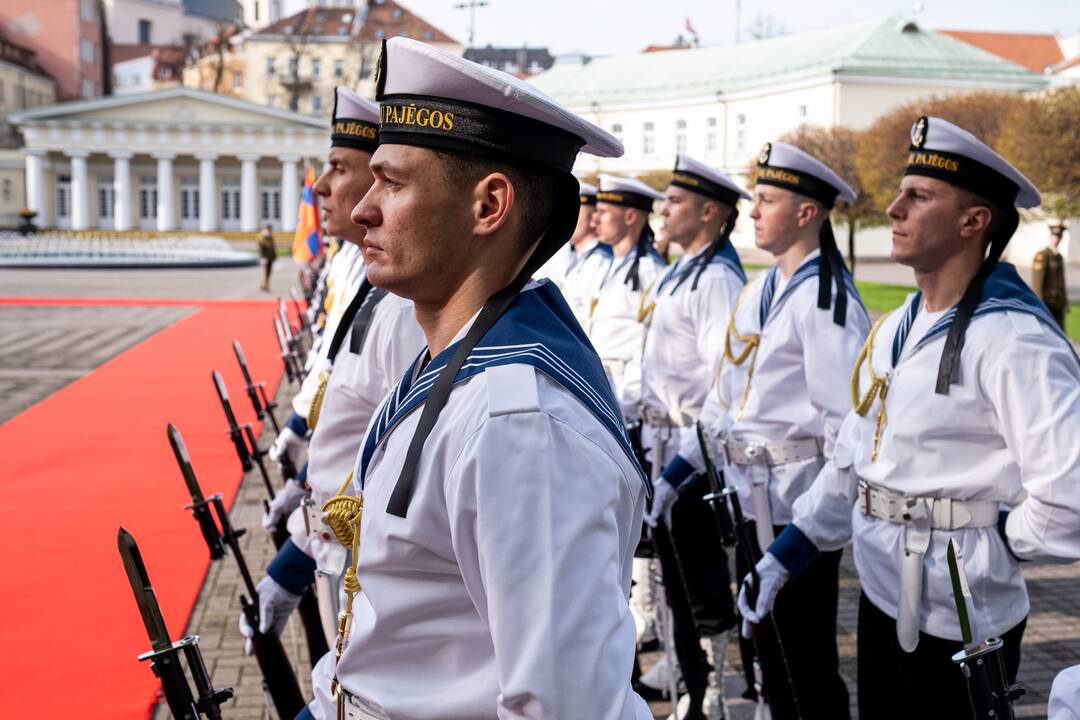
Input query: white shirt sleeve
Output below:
<box><xmin>444</xmin><ymin>410</ymin><xmax>651</xmax><ymax>720</ymax></box>
<box><xmin>989</xmin><ymin>320</ymin><xmax>1080</xmax><ymax>562</ymax></box>
<box><xmin>790</xmin><ymin>410</ymin><xmax>861</xmax><ymax>553</ymax></box>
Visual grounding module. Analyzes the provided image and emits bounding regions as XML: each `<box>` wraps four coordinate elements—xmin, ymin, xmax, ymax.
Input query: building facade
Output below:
<box><xmin>103</xmin><ymin>0</ymin><xmax>241</xmax><ymax>48</ymax></box>
<box><xmin>1</xmin><ymin>0</ymin><xmax>106</xmax><ymax>101</ymax></box>
<box><xmin>242</xmin><ymin>3</ymin><xmax>459</xmax><ymax>114</ymax></box>
<box><xmin>9</xmin><ymin>88</ymin><xmax>328</xmax><ymax>233</ymax></box>
<box><xmin>463</xmin><ymin>46</ymin><xmax>554</xmax><ymax>77</ymax></box>
<box><xmin>530</xmin><ymin>18</ymin><xmax>1048</xmax><ymax>177</ymax></box>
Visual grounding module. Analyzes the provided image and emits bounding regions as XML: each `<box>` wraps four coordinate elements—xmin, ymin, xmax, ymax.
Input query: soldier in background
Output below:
<box><xmin>258</xmin><ymin>223</ymin><xmax>277</xmax><ymax>291</ymax></box>
<box><xmin>1033</xmin><ymin>221</ymin><xmax>1069</xmax><ymax>328</ymax></box>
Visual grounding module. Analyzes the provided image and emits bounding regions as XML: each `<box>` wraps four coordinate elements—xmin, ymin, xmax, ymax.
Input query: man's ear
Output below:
<box><xmin>795</xmin><ymin>200</ymin><xmax>820</xmax><ymax>229</ymax></box>
<box><xmin>472</xmin><ymin>172</ymin><xmax>514</xmax><ymax>237</ymax></box>
<box><xmin>959</xmin><ymin>205</ymin><xmax>992</xmax><ymax>240</ymax></box>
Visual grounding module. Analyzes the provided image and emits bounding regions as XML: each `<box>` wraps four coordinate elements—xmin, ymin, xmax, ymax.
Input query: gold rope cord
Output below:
<box><xmin>850</xmin><ymin>314</ymin><xmax>891</xmax><ymax>462</ymax></box>
<box><xmin>307</xmin><ymin>371</ymin><xmax>330</xmax><ymax>430</ymax></box>
<box><xmin>721</xmin><ymin>285</ymin><xmax>760</xmax><ymax>419</ymax></box>
<box><xmin>322</xmin><ymin>471</ymin><xmax>364</xmax><ymax>695</ymax></box>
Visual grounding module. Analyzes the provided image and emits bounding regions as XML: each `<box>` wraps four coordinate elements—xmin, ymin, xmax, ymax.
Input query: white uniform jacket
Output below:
<box><xmin>560</xmin><ymin>239</ymin><xmax>612</xmax><ymax>330</ymax></box>
<box><xmin>787</xmin><ymin>263</ymin><xmax>1080</xmax><ymax>641</ymax></box>
<box><xmin>534</xmin><ymin>242</ymin><xmax>574</xmax><ymax>287</ymax></box>
<box><xmin>312</xmin><ymin>280</ymin><xmax>652</xmax><ymax>720</ymax></box>
<box><xmin>683</xmin><ymin>249</ymin><xmax>869</xmax><ymax>525</ymax></box>
<box><xmin>640</xmin><ymin>243</ymin><xmax>745</xmax><ymax>463</ymax></box>
<box><xmin>588</xmin><ymin>246</ymin><xmax>668</xmax><ymax>421</ymax></box>
<box><xmin>293</xmin><ymin>246</ymin><xmax>365</xmax><ymax>418</ymax></box>
<box><xmin>288</xmin><ymin>289</ymin><xmax>425</xmax><ymax>572</ymax></box>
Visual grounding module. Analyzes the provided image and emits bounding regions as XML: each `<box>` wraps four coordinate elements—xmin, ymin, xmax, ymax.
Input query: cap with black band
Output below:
<box><xmin>902</xmin><ymin>116</ymin><xmax>1040</xmax><ymax>394</ymax></box>
<box><xmin>579</xmin><ymin>181</ymin><xmax>598</xmax><ymax>206</ymax></box>
<box><xmin>371</xmin><ymin>37</ymin><xmax>622</xmax><ymax>517</ymax></box>
<box><xmin>331</xmin><ymin>86</ymin><xmax>380</xmax><ymax>153</ymax></box>
<box><xmin>755</xmin><ymin>141</ymin><xmax>857</xmax><ymax>327</ymax></box>
<box><xmin>597</xmin><ymin>174</ymin><xmax>664</xmax><ymax>290</ymax></box>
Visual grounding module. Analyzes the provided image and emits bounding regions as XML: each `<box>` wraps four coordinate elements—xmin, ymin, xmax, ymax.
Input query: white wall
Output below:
<box><xmin>105</xmin><ymin>0</ymin><xmax>185</xmax><ymax>44</ymax></box>
<box><xmin>112</xmin><ymin>56</ymin><xmax>155</xmax><ymax>95</ymax></box>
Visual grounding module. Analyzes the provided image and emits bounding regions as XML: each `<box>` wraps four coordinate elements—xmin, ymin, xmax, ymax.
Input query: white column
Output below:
<box><xmin>66</xmin><ymin>150</ymin><xmax>90</xmax><ymax>231</ymax></box>
<box><xmin>196</xmin><ymin>153</ymin><xmax>218</xmax><ymax>233</ymax></box>
<box><xmin>279</xmin><ymin>154</ymin><xmax>299</xmax><ymax>233</ymax></box>
<box><xmin>153</xmin><ymin>151</ymin><xmax>176</xmax><ymax>231</ymax></box>
<box><xmin>110</xmin><ymin>151</ymin><xmax>133</xmax><ymax>231</ymax></box>
<box><xmin>239</xmin><ymin>153</ymin><xmax>259</xmax><ymax>233</ymax></box>
<box><xmin>25</xmin><ymin>149</ymin><xmax>49</xmax><ymax>227</ymax></box>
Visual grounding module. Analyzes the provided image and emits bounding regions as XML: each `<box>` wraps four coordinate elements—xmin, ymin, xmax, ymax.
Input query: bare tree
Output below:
<box><xmin>748</xmin><ymin>13</ymin><xmax>786</xmax><ymax>41</ymax></box>
<box><xmin>282</xmin><ymin>9</ymin><xmax>315</xmax><ymax>112</ymax></box>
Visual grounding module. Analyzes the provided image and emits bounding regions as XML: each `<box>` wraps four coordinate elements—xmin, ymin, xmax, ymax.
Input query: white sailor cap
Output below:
<box><xmin>331</xmin><ymin>86</ymin><xmax>379</xmax><ymax>152</ymax></box>
<box><xmin>671</xmin><ymin>155</ymin><xmax>751</xmax><ymax>204</ymax></box>
<box><xmin>597</xmin><ymin>174</ymin><xmax>665</xmax><ymax>211</ymax></box>
<box><xmin>905</xmin><ymin>116</ymin><xmax>1039</xmax><ymax>209</ymax></box>
<box><xmin>374</xmin><ymin>38</ymin><xmax>622</xmax><ymax>174</ymax></box>
<box><xmin>756</xmin><ymin>142</ymin><xmax>856</xmax><ymax>207</ymax></box>
<box><xmin>578</xmin><ymin>181</ymin><xmax>598</xmax><ymax>206</ymax></box>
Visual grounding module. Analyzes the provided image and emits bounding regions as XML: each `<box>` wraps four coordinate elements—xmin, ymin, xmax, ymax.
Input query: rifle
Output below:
<box><xmin>118</xmin><ymin>527</ymin><xmax>233</xmax><ymax>720</ymax></box>
<box><xmin>164</xmin><ymin>425</ymin><xmax>306</xmax><ymax>720</ymax></box>
<box><xmin>291</xmin><ymin>287</ymin><xmax>312</xmax><ymax>338</ymax></box>
<box><xmin>275</xmin><ymin>316</ymin><xmax>303</xmax><ymax>385</ymax></box>
<box><xmin>208</xmin><ymin>376</ymin><xmax>331</xmax><ymax>666</ymax></box>
<box><xmin>279</xmin><ymin>298</ymin><xmax>308</xmax><ymax>367</ymax></box>
<box><xmin>697</xmin><ymin>422</ymin><xmax>801</xmax><ymax>719</ymax></box>
<box><xmin>947</xmin><ymin>539</ymin><xmax>1024</xmax><ymax>719</ymax></box>
<box><xmin>232</xmin><ymin>340</ymin><xmax>279</xmax><ymax>433</ymax></box>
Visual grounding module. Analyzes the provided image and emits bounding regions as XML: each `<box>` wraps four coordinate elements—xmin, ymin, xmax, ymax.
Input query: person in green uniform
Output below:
<box><xmin>1033</xmin><ymin>221</ymin><xmax>1069</xmax><ymax>328</ymax></box>
<box><xmin>257</xmin><ymin>223</ymin><xmax>277</xmax><ymax>291</ymax></box>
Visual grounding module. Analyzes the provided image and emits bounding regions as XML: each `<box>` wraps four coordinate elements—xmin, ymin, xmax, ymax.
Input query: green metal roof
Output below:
<box><xmin>530</xmin><ymin>17</ymin><xmax>1048</xmax><ymax>107</ymax></box>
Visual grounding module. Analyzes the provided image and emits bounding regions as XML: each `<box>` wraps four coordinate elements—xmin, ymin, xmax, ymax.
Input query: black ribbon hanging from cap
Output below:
<box><xmin>934</xmin><ymin>206</ymin><xmax>1019</xmax><ymax>395</ymax></box>
<box><xmin>817</xmin><ymin>218</ymin><xmax>849</xmax><ymax>326</ymax></box>
<box><xmin>623</xmin><ymin>222</ymin><xmax>654</xmax><ymax>292</ymax></box>
<box><xmin>385</xmin><ymin>173</ymin><xmax>582</xmax><ymax>517</ymax></box>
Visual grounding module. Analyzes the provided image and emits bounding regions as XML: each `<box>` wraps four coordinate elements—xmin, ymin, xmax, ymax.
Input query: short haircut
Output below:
<box><xmin>955</xmin><ymin>187</ymin><xmax>1007</xmax><ymax>251</ymax></box>
<box><xmin>430</xmin><ymin>149</ymin><xmax>560</xmax><ymax>250</ymax></box>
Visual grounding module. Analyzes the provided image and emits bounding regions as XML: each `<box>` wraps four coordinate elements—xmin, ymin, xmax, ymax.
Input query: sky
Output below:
<box><xmin>284</xmin><ymin>0</ymin><xmax>1080</xmax><ymax>56</ymax></box>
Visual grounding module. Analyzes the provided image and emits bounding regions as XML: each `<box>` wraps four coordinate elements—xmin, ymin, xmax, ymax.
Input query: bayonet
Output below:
<box><xmin>947</xmin><ymin>538</ymin><xmax>975</xmax><ymax>648</ymax></box>
<box><xmin>290</xmin><ymin>287</ymin><xmax>312</xmax><ymax>336</ymax></box>
<box><xmin>278</xmin><ymin>298</ymin><xmax>308</xmax><ymax>366</ymax></box>
<box><xmin>168</xmin><ymin>424</ymin><xmax>224</xmax><ymax>560</ymax></box>
<box><xmin>119</xmin><ymin>528</ymin><xmax>232</xmax><ymax>720</ymax></box>
<box><xmin>232</xmin><ymin>340</ymin><xmax>283</xmax><ymax>437</ymax></box>
<box><xmin>274</xmin><ymin>316</ymin><xmax>300</xmax><ymax>384</ymax></box>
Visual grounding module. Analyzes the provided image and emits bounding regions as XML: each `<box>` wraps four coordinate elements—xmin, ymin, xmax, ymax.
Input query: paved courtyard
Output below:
<box><xmin>1</xmin><ymin>261</ymin><xmax>1077</xmax><ymax>719</ymax></box>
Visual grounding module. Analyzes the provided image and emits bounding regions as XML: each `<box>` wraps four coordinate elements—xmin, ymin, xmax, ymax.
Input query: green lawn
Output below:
<box><xmin>1067</xmin><ymin>307</ymin><xmax>1080</xmax><ymax>342</ymax></box>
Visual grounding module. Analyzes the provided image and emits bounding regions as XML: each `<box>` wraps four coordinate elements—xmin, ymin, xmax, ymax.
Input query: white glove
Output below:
<box><xmin>262</xmin><ymin>479</ymin><xmax>309</xmax><ymax>530</ymax></box>
<box><xmin>643</xmin><ymin>478</ymin><xmax>679</xmax><ymax>529</ymax></box>
<box><xmin>238</xmin><ymin>575</ymin><xmax>303</xmax><ymax>654</ymax></box>
<box><xmin>737</xmin><ymin>552</ymin><xmax>789</xmax><ymax>638</ymax></box>
<box><xmin>269</xmin><ymin>426</ymin><xmax>306</xmax><ymax>473</ymax></box>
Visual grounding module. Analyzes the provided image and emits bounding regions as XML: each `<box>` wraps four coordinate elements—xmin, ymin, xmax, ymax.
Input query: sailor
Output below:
<box><xmin>638</xmin><ymin>155</ymin><xmax>748</xmax><ymax>719</ymax></box>
<box><xmin>588</xmin><ymin>174</ymin><xmax>668</xmax><ymax>422</ymax></box>
<box><xmin>535</xmin><ymin>181</ymin><xmax>598</xmax><ymax>288</ymax></box>
<box><xmin>310</xmin><ymin>38</ymin><xmax>652</xmax><ymax>720</ymax></box>
<box><xmin>559</xmin><ymin>182</ymin><xmax>615</xmax><ymax>328</ymax></box>
<box><xmin>740</xmin><ymin>118</ymin><xmax>1080</xmax><ymax>717</ymax></box>
<box><xmin>665</xmin><ymin>142</ymin><xmax>868</xmax><ymax>717</ymax></box>
<box><xmin>240</xmin><ymin>88</ymin><xmax>425</xmax><ymax>676</ymax></box>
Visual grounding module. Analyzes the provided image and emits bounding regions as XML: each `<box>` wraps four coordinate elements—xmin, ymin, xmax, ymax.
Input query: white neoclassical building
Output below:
<box><xmin>9</xmin><ymin>88</ymin><xmax>329</xmax><ymax>233</ymax></box>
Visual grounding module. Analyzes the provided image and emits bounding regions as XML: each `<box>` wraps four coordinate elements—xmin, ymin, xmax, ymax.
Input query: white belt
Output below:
<box><xmin>856</xmin><ymin>476</ymin><xmax>999</xmax><ymax>653</ymax></box>
<box><xmin>858</xmin><ymin>480</ymin><xmax>1000</xmax><ymax>530</ymax></box>
<box><xmin>721</xmin><ymin>437</ymin><xmax>823</xmax><ymax>552</ymax></box>
<box><xmin>337</xmin><ymin>688</ymin><xmax>391</xmax><ymax>720</ymax></box>
<box><xmin>721</xmin><ymin>437</ymin><xmax>823</xmax><ymax>467</ymax></box>
<box><xmin>641</xmin><ymin>406</ymin><xmax>684</xmax><ymax>429</ymax></box>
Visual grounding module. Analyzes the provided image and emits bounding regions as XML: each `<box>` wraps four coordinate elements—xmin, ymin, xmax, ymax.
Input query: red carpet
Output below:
<box><xmin>0</xmin><ymin>299</ymin><xmax>283</xmax><ymax>719</ymax></box>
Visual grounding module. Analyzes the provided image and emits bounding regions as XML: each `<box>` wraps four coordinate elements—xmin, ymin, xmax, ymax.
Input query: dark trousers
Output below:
<box><xmin>857</xmin><ymin>592</ymin><xmax>1026</xmax><ymax>719</ymax></box>
<box><xmin>654</xmin><ymin>519</ymin><xmax>709</xmax><ymax>718</ymax></box>
<box><xmin>670</xmin><ymin>473</ymin><xmax>738</xmax><ymax>636</ymax></box>
<box><xmin>735</xmin><ymin>522</ymin><xmax>850</xmax><ymax>720</ymax></box>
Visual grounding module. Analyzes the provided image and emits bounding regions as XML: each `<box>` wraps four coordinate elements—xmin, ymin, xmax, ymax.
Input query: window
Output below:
<box><xmin>57</xmin><ymin>177</ymin><xmax>71</xmax><ymax>218</ymax></box>
<box><xmin>706</xmin><ymin>117</ymin><xmax>717</xmax><ymax>152</ymax></box>
<box><xmin>799</xmin><ymin>105</ymin><xmax>807</xmax><ymax>119</ymax></box>
<box><xmin>611</xmin><ymin>123</ymin><xmax>623</xmax><ymax>134</ymax></box>
<box><xmin>311</xmin><ymin>57</ymin><xmax>321</xmax><ymax>76</ymax></box>
<box><xmin>254</xmin><ymin>0</ymin><xmax>260</xmax><ymax>22</ymax></box>
<box><xmin>392</xmin><ymin>7</ymin><xmax>403</xmax><ymax>18</ymax></box>
<box><xmin>138</xmin><ymin>19</ymin><xmax>152</xmax><ymax>45</ymax></box>
<box><xmin>81</xmin><ymin>79</ymin><xmax>95</xmax><ymax>98</ymax></box>
<box><xmin>267</xmin><ymin>57</ymin><xmax>276</xmax><ymax>76</ymax></box>
<box><xmin>81</xmin><ymin>39</ymin><xmax>94</xmax><ymax>64</ymax></box>
<box><xmin>676</xmin><ymin>119</ymin><xmax>687</xmax><ymax>130</ymax></box>
<box><xmin>312</xmin><ymin>95</ymin><xmax>322</xmax><ymax>113</ymax></box>
<box><xmin>233</xmin><ymin>71</ymin><xmax>243</xmax><ymax>90</ymax></box>
<box><xmin>736</xmin><ymin>113</ymin><xmax>746</xmax><ymax>150</ymax></box>
<box><xmin>2</xmin><ymin>178</ymin><xmax>11</xmax><ymax>203</ymax></box>
<box><xmin>644</xmin><ymin>122</ymin><xmax>654</xmax><ymax>131</ymax></box>
<box><xmin>98</xmin><ymin>178</ymin><xmax>114</xmax><ymax>219</ymax></box>
<box><xmin>423</xmin><ymin>31</ymin><xmax>433</xmax><ymax>40</ymax></box>
<box><xmin>334</xmin><ymin>59</ymin><xmax>344</xmax><ymax>78</ymax></box>
<box><xmin>676</xmin><ymin>133</ymin><xmax>687</xmax><ymax>154</ymax></box>
<box><xmin>221</xmin><ymin>190</ymin><xmax>230</xmax><ymax>218</ymax></box>
<box><xmin>287</xmin><ymin>57</ymin><xmax>298</xmax><ymax>75</ymax></box>
<box><xmin>642</xmin><ymin>121</ymin><xmax>655</xmax><ymax>156</ymax></box>
<box><xmin>0</xmin><ymin>79</ymin><xmax>5</xmax><ymax>103</ymax></box>
<box><xmin>80</xmin><ymin>0</ymin><xmax>94</xmax><ymax>21</ymax></box>
<box><xmin>159</xmin><ymin>66</ymin><xmax>172</xmax><ymax>80</ymax></box>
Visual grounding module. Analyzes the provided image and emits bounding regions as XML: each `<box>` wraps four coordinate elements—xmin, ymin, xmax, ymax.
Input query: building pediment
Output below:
<box><xmin>10</xmin><ymin>87</ymin><xmax>327</xmax><ymax>130</ymax></box>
